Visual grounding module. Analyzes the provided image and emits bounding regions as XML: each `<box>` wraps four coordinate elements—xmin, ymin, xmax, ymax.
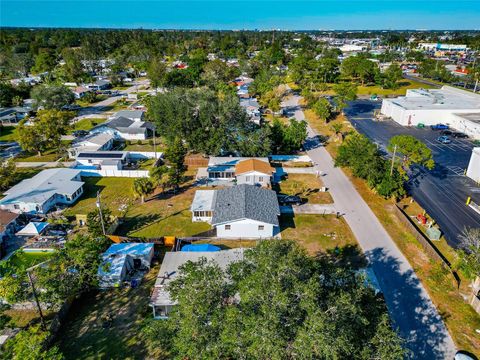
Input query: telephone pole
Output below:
<box><xmin>96</xmin><ymin>190</ymin><xmax>106</xmax><ymax>236</ymax></box>
<box><xmin>390</xmin><ymin>144</ymin><xmax>397</xmax><ymax>176</ymax></box>
<box><xmin>26</xmin><ymin>260</ymin><xmax>52</xmax><ymax>331</ymax></box>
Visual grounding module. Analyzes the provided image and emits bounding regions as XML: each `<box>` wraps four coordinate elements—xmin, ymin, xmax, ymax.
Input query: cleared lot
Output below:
<box><xmin>345</xmin><ymin>100</ymin><xmax>480</xmax><ymax>248</ymax></box>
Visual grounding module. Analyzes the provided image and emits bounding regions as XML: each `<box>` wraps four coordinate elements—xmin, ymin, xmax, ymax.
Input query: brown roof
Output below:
<box><xmin>235</xmin><ymin>159</ymin><xmax>273</xmax><ymax>176</ymax></box>
<box><xmin>0</xmin><ymin>210</ymin><xmax>19</xmax><ymax>233</ymax></box>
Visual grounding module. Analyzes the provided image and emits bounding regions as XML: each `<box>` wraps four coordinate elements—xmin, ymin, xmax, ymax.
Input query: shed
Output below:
<box><xmin>16</xmin><ymin>222</ymin><xmax>49</xmax><ymax>236</ymax></box>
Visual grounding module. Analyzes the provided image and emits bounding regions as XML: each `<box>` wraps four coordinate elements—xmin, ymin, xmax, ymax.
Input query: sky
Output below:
<box><xmin>1</xmin><ymin>0</ymin><xmax>480</xmax><ymax>30</ymax></box>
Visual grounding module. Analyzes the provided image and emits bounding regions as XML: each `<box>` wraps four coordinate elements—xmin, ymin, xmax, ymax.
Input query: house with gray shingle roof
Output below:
<box><xmin>191</xmin><ymin>184</ymin><xmax>280</xmax><ymax>238</ymax></box>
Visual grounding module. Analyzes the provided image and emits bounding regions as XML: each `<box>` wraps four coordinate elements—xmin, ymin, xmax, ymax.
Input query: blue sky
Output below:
<box><xmin>1</xmin><ymin>1</ymin><xmax>479</xmax><ymax>30</ymax></box>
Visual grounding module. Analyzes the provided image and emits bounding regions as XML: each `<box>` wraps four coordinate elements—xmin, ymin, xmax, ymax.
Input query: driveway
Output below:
<box><xmin>345</xmin><ymin>99</ymin><xmax>480</xmax><ymax>248</ymax></box>
<box><xmin>282</xmin><ymin>93</ymin><xmax>456</xmax><ymax>359</ymax></box>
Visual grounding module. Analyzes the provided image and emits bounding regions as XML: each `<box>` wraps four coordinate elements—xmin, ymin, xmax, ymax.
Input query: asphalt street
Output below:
<box><xmin>345</xmin><ymin>99</ymin><xmax>480</xmax><ymax>248</ymax></box>
<box><xmin>283</xmin><ymin>93</ymin><xmax>456</xmax><ymax>359</ymax></box>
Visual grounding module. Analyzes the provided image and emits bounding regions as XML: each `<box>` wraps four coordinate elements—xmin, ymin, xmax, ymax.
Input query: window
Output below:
<box><xmin>245</xmin><ymin>176</ymin><xmax>250</xmax><ymax>182</ymax></box>
<box><xmin>258</xmin><ymin>177</ymin><xmax>263</xmax><ymax>182</ymax></box>
<box><xmin>225</xmin><ymin>225</ymin><xmax>231</xmax><ymax>230</ymax></box>
<box><xmin>258</xmin><ymin>225</ymin><xmax>264</xmax><ymax>231</ymax></box>
<box><xmin>14</xmin><ymin>204</ymin><xmax>20</xmax><ymax>210</ymax></box>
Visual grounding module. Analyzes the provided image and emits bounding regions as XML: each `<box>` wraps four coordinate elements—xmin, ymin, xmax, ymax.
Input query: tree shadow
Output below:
<box><xmin>279</xmin><ymin>214</ymin><xmax>296</xmax><ymax>231</ymax></box>
<box><xmin>365</xmin><ymin>247</ymin><xmax>455</xmax><ymax>359</ymax></box>
<box><xmin>315</xmin><ymin>244</ymin><xmax>368</xmax><ymax>270</ymax></box>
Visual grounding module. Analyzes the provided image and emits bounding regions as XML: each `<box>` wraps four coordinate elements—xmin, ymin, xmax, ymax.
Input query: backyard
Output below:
<box><xmin>0</xmin><ymin>250</ymin><xmax>54</xmax><ymax>276</ymax></box>
<box><xmin>0</xmin><ymin>126</ymin><xmax>17</xmax><ymax>142</ymax></box>
<box><xmin>274</xmin><ymin>173</ymin><xmax>333</xmax><ymax>204</ymax></box>
<box><xmin>57</xmin><ymin>264</ymin><xmax>161</xmax><ymax>360</ymax></box>
<box><xmin>70</xmin><ymin>118</ymin><xmax>105</xmax><ymax>133</ymax></box>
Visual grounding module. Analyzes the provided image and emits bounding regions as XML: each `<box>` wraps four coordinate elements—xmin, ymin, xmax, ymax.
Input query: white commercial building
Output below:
<box><xmin>467</xmin><ymin>148</ymin><xmax>480</xmax><ymax>183</ymax></box>
<box><xmin>381</xmin><ymin>86</ymin><xmax>480</xmax><ymax>139</ymax></box>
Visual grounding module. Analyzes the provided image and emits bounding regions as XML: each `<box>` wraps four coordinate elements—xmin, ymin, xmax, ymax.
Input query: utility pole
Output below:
<box><xmin>26</xmin><ymin>260</ymin><xmax>52</xmax><ymax>331</ymax></box>
<box><xmin>96</xmin><ymin>190</ymin><xmax>106</xmax><ymax>236</ymax></box>
<box><xmin>153</xmin><ymin>125</ymin><xmax>157</xmax><ymax>160</ymax></box>
<box><xmin>390</xmin><ymin>144</ymin><xmax>397</xmax><ymax>176</ymax></box>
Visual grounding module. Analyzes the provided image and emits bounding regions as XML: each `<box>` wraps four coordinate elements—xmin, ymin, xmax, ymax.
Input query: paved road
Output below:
<box><xmin>403</xmin><ymin>74</ymin><xmax>442</xmax><ymax>89</ymax></box>
<box><xmin>345</xmin><ymin>100</ymin><xmax>480</xmax><ymax>248</ymax></box>
<box><xmin>282</xmin><ymin>94</ymin><xmax>456</xmax><ymax>359</ymax></box>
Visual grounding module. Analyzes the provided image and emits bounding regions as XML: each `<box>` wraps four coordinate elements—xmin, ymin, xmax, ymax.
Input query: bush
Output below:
<box><xmin>137</xmin><ymin>139</ymin><xmax>143</xmax><ymax>145</ymax></box>
<box><xmin>148</xmin><ymin>139</ymin><xmax>154</xmax><ymax>146</ymax></box>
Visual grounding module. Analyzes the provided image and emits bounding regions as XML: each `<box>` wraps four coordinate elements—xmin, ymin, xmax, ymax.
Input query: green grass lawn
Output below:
<box><xmin>280</xmin><ymin>214</ymin><xmax>359</xmax><ymax>258</ymax></box>
<box><xmin>357</xmin><ymin>80</ymin><xmax>433</xmax><ymax>96</ymax></box>
<box><xmin>0</xmin><ymin>250</ymin><xmax>54</xmax><ymax>276</ymax></box>
<box><xmin>0</xmin><ymin>126</ymin><xmax>17</xmax><ymax>142</ymax></box>
<box><xmin>65</xmin><ymin>177</ymin><xmax>135</xmax><ymax>217</ymax></box>
<box><xmin>274</xmin><ymin>173</ymin><xmax>333</xmax><ymax>204</ymax></box>
<box><xmin>123</xmin><ymin>140</ymin><xmax>165</xmax><ymax>152</ymax></box>
<box><xmin>71</xmin><ymin>118</ymin><xmax>105</xmax><ymax>133</ymax></box>
<box><xmin>14</xmin><ymin>149</ymin><xmax>61</xmax><ymax>162</ymax></box>
<box><xmin>57</xmin><ymin>265</ymin><xmax>162</xmax><ymax>360</ymax></box>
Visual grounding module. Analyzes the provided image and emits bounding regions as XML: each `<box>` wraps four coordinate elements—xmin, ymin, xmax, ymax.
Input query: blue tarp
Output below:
<box><xmin>181</xmin><ymin>244</ymin><xmax>221</xmax><ymax>252</ymax></box>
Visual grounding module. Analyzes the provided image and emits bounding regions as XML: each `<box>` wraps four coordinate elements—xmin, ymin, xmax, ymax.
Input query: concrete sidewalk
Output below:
<box><xmin>282</xmin><ymin>93</ymin><xmax>456</xmax><ymax>359</ymax></box>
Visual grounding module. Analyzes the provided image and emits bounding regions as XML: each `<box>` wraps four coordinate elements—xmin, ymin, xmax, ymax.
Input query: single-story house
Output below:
<box><xmin>0</xmin><ymin>107</ymin><xmax>30</xmax><ymax>125</ymax></box>
<box><xmin>68</xmin><ymin>133</ymin><xmax>114</xmax><ymax>158</ymax></box>
<box><xmin>87</xmin><ymin>79</ymin><xmax>111</xmax><ymax>91</ymax></box>
<box><xmin>191</xmin><ymin>184</ymin><xmax>280</xmax><ymax>238</ymax></box>
<box><xmin>205</xmin><ymin>157</ymin><xmax>273</xmax><ymax>186</ymax></box>
<box><xmin>112</xmin><ymin>110</ymin><xmax>145</xmax><ymax>122</ymax></box>
<box><xmin>72</xmin><ymin>86</ymin><xmax>92</xmax><ymax>99</ymax></box>
<box><xmin>98</xmin><ymin>243</ymin><xmax>154</xmax><ymax>288</ymax></box>
<box><xmin>75</xmin><ymin>151</ymin><xmax>128</xmax><ymax>170</ymax></box>
<box><xmin>240</xmin><ymin>98</ymin><xmax>262</xmax><ymax>124</ymax></box>
<box><xmin>150</xmin><ymin>248</ymin><xmax>245</xmax><ymax>318</ymax></box>
<box><xmin>0</xmin><ymin>210</ymin><xmax>20</xmax><ymax>241</ymax></box>
<box><xmin>92</xmin><ymin>116</ymin><xmax>153</xmax><ymax>140</ymax></box>
<box><xmin>0</xmin><ymin>168</ymin><xmax>84</xmax><ymax>214</ymax></box>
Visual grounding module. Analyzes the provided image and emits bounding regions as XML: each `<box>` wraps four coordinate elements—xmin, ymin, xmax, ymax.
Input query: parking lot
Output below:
<box><xmin>345</xmin><ymin>100</ymin><xmax>480</xmax><ymax>248</ymax></box>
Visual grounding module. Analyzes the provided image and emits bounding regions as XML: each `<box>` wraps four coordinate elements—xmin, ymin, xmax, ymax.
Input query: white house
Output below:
<box><xmin>111</xmin><ymin>110</ymin><xmax>145</xmax><ymax>122</ymax></box>
<box><xmin>68</xmin><ymin>133</ymin><xmax>114</xmax><ymax>158</ymax></box>
<box><xmin>380</xmin><ymin>86</ymin><xmax>480</xmax><ymax>139</ymax></box>
<box><xmin>205</xmin><ymin>157</ymin><xmax>273</xmax><ymax>186</ymax></box>
<box><xmin>75</xmin><ymin>151</ymin><xmax>128</xmax><ymax>170</ymax></box>
<box><xmin>150</xmin><ymin>248</ymin><xmax>245</xmax><ymax>318</ymax></box>
<box><xmin>191</xmin><ymin>184</ymin><xmax>280</xmax><ymax>239</ymax></box>
<box><xmin>467</xmin><ymin>148</ymin><xmax>480</xmax><ymax>183</ymax></box>
<box><xmin>0</xmin><ymin>168</ymin><xmax>84</xmax><ymax>214</ymax></box>
<box><xmin>92</xmin><ymin>115</ymin><xmax>153</xmax><ymax>141</ymax></box>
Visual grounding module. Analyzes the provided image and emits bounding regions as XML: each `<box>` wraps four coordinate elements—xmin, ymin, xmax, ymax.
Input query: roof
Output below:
<box><xmin>0</xmin><ymin>210</ymin><xmax>19</xmax><ymax>233</ymax></box>
<box><xmin>211</xmin><ymin>184</ymin><xmax>280</xmax><ymax>226</ymax></box>
<box><xmin>16</xmin><ymin>221</ymin><xmax>49</xmax><ymax>236</ymax></box>
<box><xmin>385</xmin><ymin>86</ymin><xmax>480</xmax><ymax>112</ymax></box>
<box><xmin>0</xmin><ymin>168</ymin><xmax>84</xmax><ymax>207</ymax></box>
<box><xmin>98</xmin><ymin>253</ymin><xmax>128</xmax><ymax>279</ymax></box>
<box><xmin>114</xmin><ymin>110</ymin><xmax>144</xmax><ymax>120</ymax></box>
<box><xmin>104</xmin><ymin>243</ymin><xmax>154</xmax><ymax>257</ymax></box>
<box><xmin>106</xmin><ymin>116</ymin><xmax>134</xmax><ymax>129</ymax></box>
<box><xmin>71</xmin><ymin>133</ymin><xmax>114</xmax><ymax>151</ymax></box>
<box><xmin>181</xmin><ymin>244</ymin><xmax>221</xmax><ymax>252</ymax></box>
<box><xmin>76</xmin><ymin>151</ymin><xmax>127</xmax><ymax>160</ymax></box>
<box><xmin>207</xmin><ymin>157</ymin><xmax>270</xmax><ymax>173</ymax></box>
<box><xmin>235</xmin><ymin>159</ymin><xmax>273</xmax><ymax>176</ymax></box>
<box><xmin>191</xmin><ymin>190</ymin><xmax>216</xmax><ymax>212</ymax></box>
<box><xmin>452</xmin><ymin>112</ymin><xmax>480</xmax><ymax>124</ymax></box>
<box><xmin>151</xmin><ymin>249</ymin><xmax>245</xmax><ymax>306</ymax></box>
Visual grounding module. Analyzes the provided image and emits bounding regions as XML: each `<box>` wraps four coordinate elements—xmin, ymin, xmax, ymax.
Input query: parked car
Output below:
<box><xmin>437</xmin><ymin>135</ymin><xmax>452</xmax><ymax>144</ymax></box>
<box><xmin>278</xmin><ymin>195</ymin><xmax>302</xmax><ymax>206</ymax></box>
<box><xmin>452</xmin><ymin>132</ymin><xmax>469</xmax><ymax>139</ymax></box>
<box><xmin>441</xmin><ymin>130</ymin><xmax>453</xmax><ymax>136</ymax></box>
<box><xmin>431</xmin><ymin>124</ymin><xmax>449</xmax><ymax>130</ymax></box>
<box><xmin>73</xmin><ymin>130</ymin><xmax>89</xmax><ymax>137</ymax></box>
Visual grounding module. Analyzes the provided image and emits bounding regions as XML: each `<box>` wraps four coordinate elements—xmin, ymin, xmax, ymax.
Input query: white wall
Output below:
<box><xmin>236</xmin><ymin>172</ymin><xmax>271</xmax><ymax>187</ymax></box>
<box><xmin>215</xmin><ymin>219</ymin><xmax>276</xmax><ymax>238</ymax></box>
<box><xmin>79</xmin><ymin>169</ymin><xmax>149</xmax><ymax>178</ymax></box>
<box><xmin>467</xmin><ymin>148</ymin><xmax>480</xmax><ymax>183</ymax></box>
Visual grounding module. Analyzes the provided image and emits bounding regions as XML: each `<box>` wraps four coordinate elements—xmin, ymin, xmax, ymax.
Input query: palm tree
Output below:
<box><xmin>133</xmin><ymin>178</ymin><xmax>154</xmax><ymax>204</ymax></box>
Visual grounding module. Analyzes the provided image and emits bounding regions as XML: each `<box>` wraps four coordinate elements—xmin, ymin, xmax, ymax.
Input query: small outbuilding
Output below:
<box><xmin>15</xmin><ymin>222</ymin><xmax>49</xmax><ymax>237</ymax></box>
<box><xmin>98</xmin><ymin>243</ymin><xmax>154</xmax><ymax>288</ymax></box>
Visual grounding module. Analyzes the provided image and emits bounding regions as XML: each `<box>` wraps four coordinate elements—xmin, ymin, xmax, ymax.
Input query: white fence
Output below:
<box><xmin>128</xmin><ymin>151</ymin><xmax>163</xmax><ymax>160</ymax></box>
<box><xmin>78</xmin><ymin>168</ymin><xmax>149</xmax><ymax>178</ymax></box>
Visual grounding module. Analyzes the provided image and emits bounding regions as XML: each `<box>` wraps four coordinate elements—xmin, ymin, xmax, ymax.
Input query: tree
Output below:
<box><xmin>86</xmin><ymin>207</ymin><xmax>113</xmax><ymax>237</ymax></box>
<box><xmin>382</xmin><ymin>64</ymin><xmax>403</xmax><ymax>90</ymax></box>
<box><xmin>31</xmin><ymin>85</ymin><xmax>74</xmax><ymax>110</ymax></box>
<box><xmin>148</xmin><ymin>57</ymin><xmax>167</xmax><ymax>90</ymax></box>
<box><xmin>457</xmin><ymin>227</ymin><xmax>480</xmax><ymax>280</ymax></box>
<box><xmin>313</xmin><ymin>98</ymin><xmax>332</xmax><ymax>122</ymax></box>
<box><xmin>31</xmin><ymin>50</ymin><xmax>57</xmax><ymax>74</ymax></box>
<box><xmin>133</xmin><ymin>177</ymin><xmax>154</xmax><ymax>203</ymax></box>
<box><xmin>0</xmin><ymin>82</ymin><xmax>17</xmax><ymax>107</ymax></box>
<box><xmin>388</xmin><ymin>135</ymin><xmax>435</xmax><ymax>170</ymax></box>
<box><xmin>269</xmin><ymin>118</ymin><xmax>307</xmax><ymax>154</ymax></box>
<box><xmin>61</xmin><ymin>49</ymin><xmax>86</xmax><ymax>82</ymax></box>
<box><xmin>201</xmin><ymin>59</ymin><xmax>239</xmax><ymax>86</ymax></box>
<box><xmin>142</xmin><ymin>240</ymin><xmax>405</xmax><ymax>359</ymax></box>
<box><xmin>333</xmin><ymin>82</ymin><xmax>357</xmax><ymax>114</ymax></box>
<box><xmin>1</xmin><ymin>325</ymin><xmax>64</xmax><ymax>360</ymax></box>
<box><xmin>16</xmin><ymin>110</ymin><xmax>74</xmax><ymax>156</ymax></box>
<box><xmin>164</xmin><ymin>137</ymin><xmax>187</xmax><ymax>189</ymax></box>
<box><xmin>0</xmin><ymin>158</ymin><xmax>17</xmax><ymax>191</ymax></box>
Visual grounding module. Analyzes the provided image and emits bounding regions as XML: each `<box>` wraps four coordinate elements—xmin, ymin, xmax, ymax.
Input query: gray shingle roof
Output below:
<box><xmin>106</xmin><ymin>116</ymin><xmax>134</xmax><ymax>129</ymax></box>
<box><xmin>212</xmin><ymin>184</ymin><xmax>279</xmax><ymax>226</ymax></box>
